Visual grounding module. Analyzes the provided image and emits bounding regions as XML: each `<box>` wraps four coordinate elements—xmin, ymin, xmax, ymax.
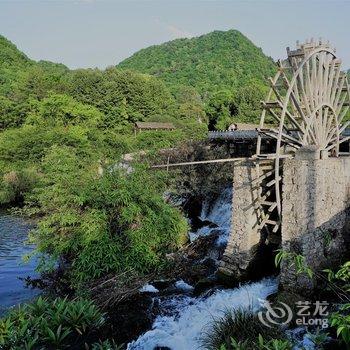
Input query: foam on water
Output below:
<box><xmin>128</xmin><ymin>278</ymin><xmax>278</xmax><ymax>350</ymax></box>
<box><xmin>174</xmin><ymin>280</ymin><xmax>194</xmax><ymax>292</ymax></box>
<box><xmin>139</xmin><ymin>284</ymin><xmax>159</xmax><ymax>293</ymax></box>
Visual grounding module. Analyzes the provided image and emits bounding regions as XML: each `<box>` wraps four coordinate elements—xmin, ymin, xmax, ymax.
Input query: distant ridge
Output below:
<box><xmin>118</xmin><ymin>29</ymin><xmax>277</xmax><ymax>96</ymax></box>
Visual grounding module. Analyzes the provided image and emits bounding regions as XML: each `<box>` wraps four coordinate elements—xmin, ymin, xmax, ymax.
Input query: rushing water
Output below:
<box><xmin>128</xmin><ymin>278</ymin><xmax>278</xmax><ymax>350</ymax></box>
<box><xmin>189</xmin><ymin>186</ymin><xmax>232</xmax><ymax>246</ymax></box>
<box><xmin>0</xmin><ymin>212</ymin><xmax>38</xmax><ymax>314</ymax></box>
<box><xmin>128</xmin><ymin>186</ymin><xmax>279</xmax><ymax>350</ymax></box>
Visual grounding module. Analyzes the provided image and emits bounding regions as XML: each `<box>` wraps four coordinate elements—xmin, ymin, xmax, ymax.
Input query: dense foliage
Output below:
<box><xmin>0</xmin><ymin>35</ymin><xmax>190</xmax><ymax>288</ymax></box>
<box><xmin>0</xmin><ymin>34</ymin><xmax>206</xmax><ymax>133</ymax></box>
<box><xmin>66</xmin><ymin>68</ymin><xmax>176</xmax><ymax>126</ymax></box>
<box><xmin>119</xmin><ymin>30</ymin><xmax>275</xmax><ymax>96</ymax></box>
<box><xmin>119</xmin><ymin>30</ymin><xmax>276</xmax><ymax>128</ymax></box>
<box><xmin>27</xmin><ymin>146</ymin><xmax>187</xmax><ymax>284</ymax></box>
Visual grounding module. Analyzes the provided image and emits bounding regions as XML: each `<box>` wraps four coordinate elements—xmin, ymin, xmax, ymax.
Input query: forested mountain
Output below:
<box><xmin>0</xmin><ymin>35</ymin><xmax>197</xmax><ymax>134</ymax></box>
<box><xmin>0</xmin><ymin>34</ymin><xmax>207</xmax><ymax>201</ymax></box>
<box><xmin>0</xmin><ymin>34</ymin><xmax>193</xmax><ymax>289</ymax></box>
<box><xmin>118</xmin><ymin>30</ymin><xmax>276</xmax><ymax>94</ymax></box>
<box><xmin>118</xmin><ymin>30</ymin><xmax>277</xmax><ymax>128</ymax></box>
<box><xmin>0</xmin><ymin>35</ymin><xmax>32</xmax><ymax>96</ymax></box>
<box><xmin>0</xmin><ymin>35</ymin><xmax>32</xmax><ymax>70</ymax></box>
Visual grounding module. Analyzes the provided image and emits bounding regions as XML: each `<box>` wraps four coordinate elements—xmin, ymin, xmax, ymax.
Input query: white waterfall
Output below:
<box><xmin>189</xmin><ymin>186</ymin><xmax>232</xmax><ymax>246</ymax></box>
<box><xmin>127</xmin><ymin>278</ymin><xmax>278</xmax><ymax>350</ymax></box>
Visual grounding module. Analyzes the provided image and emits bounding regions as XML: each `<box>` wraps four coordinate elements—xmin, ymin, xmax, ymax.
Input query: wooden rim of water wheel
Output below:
<box><xmin>254</xmin><ymin>39</ymin><xmax>350</xmax><ymax>238</ymax></box>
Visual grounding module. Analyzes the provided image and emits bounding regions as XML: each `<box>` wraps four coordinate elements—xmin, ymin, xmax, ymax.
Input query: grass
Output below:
<box><xmin>201</xmin><ymin>308</ymin><xmax>285</xmax><ymax>350</ymax></box>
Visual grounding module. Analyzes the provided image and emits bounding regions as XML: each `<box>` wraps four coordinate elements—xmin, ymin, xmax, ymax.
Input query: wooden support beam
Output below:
<box><xmin>151</xmin><ymin>157</ymin><xmax>248</xmax><ymax>168</ymax></box>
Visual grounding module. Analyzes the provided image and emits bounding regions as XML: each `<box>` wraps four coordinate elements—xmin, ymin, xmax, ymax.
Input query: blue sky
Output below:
<box><xmin>0</xmin><ymin>0</ymin><xmax>349</xmax><ymax>69</ymax></box>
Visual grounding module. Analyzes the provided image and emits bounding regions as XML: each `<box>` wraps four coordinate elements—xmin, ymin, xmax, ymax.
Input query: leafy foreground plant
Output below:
<box><xmin>0</xmin><ymin>296</ymin><xmax>122</xmax><ymax>349</ymax></box>
<box><xmin>330</xmin><ymin>304</ymin><xmax>350</xmax><ymax>347</ymax></box>
<box><xmin>91</xmin><ymin>339</ymin><xmax>124</xmax><ymax>350</ymax></box>
<box><xmin>276</xmin><ymin>251</ymin><xmax>350</xmax><ymax>348</ymax></box>
<box><xmin>322</xmin><ymin>262</ymin><xmax>350</xmax><ymax>347</ymax></box>
<box><xmin>219</xmin><ymin>335</ymin><xmax>292</xmax><ymax>350</ymax></box>
<box><xmin>201</xmin><ymin>308</ymin><xmax>287</xmax><ymax>350</ymax></box>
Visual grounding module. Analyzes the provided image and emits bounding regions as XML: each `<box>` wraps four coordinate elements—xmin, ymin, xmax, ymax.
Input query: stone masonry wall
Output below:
<box><xmin>280</xmin><ymin>152</ymin><xmax>350</xmax><ymax>294</ymax></box>
<box><xmin>218</xmin><ymin>149</ymin><xmax>350</xmax><ymax>290</ymax></box>
<box><xmin>218</xmin><ymin>160</ymin><xmax>262</xmax><ymax>280</ymax></box>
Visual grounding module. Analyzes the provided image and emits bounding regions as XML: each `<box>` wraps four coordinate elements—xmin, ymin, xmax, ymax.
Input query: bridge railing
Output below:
<box><xmin>208</xmin><ymin>128</ymin><xmax>350</xmax><ymax>143</ymax></box>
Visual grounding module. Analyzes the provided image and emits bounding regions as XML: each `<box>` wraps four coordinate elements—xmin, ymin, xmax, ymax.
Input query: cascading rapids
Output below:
<box><xmin>189</xmin><ymin>186</ymin><xmax>232</xmax><ymax>246</ymax></box>
<box><xmin>127</xmin><ymin>278</ymin><xmax>278</xmax><ymax>350</ymax></box>
<box><xmin>127</xmin><ymin>187</ymin><xmax>279</xmax><ymax>350</ymax></box>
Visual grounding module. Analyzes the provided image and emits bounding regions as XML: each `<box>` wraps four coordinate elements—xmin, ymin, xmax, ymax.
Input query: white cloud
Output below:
<box><xmin>154</xmin><ymin>18</ymin><xmax>193</xmax><ymax>39</ymax></box>
<box><xmin>166</xmin><ymin>24</ymin><xmax>193</xmax><ymax>39</ymax></box>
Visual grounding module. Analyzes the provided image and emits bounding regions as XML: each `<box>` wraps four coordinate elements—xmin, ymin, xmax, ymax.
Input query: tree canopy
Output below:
<box><xmin>118</xmin><ymin>29</ymin><xmax>276</xmax><ymax>128</ymax></box>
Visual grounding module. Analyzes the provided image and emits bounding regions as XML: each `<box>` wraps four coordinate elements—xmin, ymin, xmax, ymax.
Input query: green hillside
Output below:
<box><xmin>118</xmin><ymin>30</ymin><xmax>277</xmax><ymax>128</ymax></box>
<box><xmin>0</xmin><ymin>35</ymin><xmax>193</xmax><ymax>135</ymax></box>
<box><xmin>0</xmin><ymin>35</ymin><xmax>32</xmax><ymax>69</ymax></box>
<box><xmin>0</xmin><ymin>35</ymin><xmax>33</xmax><ymax>95</ymax></box>
<box><xmin>118</xmin><ymin>29</ymin><xmax>276</xmax><ymax>96</ymax></box>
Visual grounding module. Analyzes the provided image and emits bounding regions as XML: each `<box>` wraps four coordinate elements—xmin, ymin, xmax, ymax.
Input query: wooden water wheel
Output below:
<box><xmin>254</xmin><ymin>39</ymin><xmax>350</xmax><ymax>238</ymax></box>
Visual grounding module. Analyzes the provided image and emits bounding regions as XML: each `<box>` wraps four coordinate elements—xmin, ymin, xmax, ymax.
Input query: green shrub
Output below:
<box><xmin>91</xmin><ymin>339</ymin><xmax>125</xmax><ymax>350</ymax></box>
<box><xmin>319</xmin><ymin>261</ymin><xmax>350</xmax><ymax>347</ymax></box>
<box><xmin>28</xmin><ymin>145</ymin><xmax>188</xmax><ymax>285</ymax></box>
<box><xmin>135</xmin><ymin>129</ymin><xmax>186</xmax><ymax>151</ymax></box>
<box><xmin>0</xmin><ymin>167</ymin><xmax>39</xmax><ymax>205</ymax></box>
<box><xmin>256</xmin><ymin>335</ymin><xmax>292</xmax><ymax>350</ymax></box>
<box><xmin>330</xmin><ymin>304</ymin><xmax>350</xmax><ymax>346</ymax></box>
<box><xmin>219</xmin><ymin>336</ymin><xmax>292</xmax><ymax>350</ymax></box>
<box><xmin>201</xmin><ymin>308</ymin><xmax>284</xmax><ymax>350</ymax></box>
<box><xmin>0</xmin><ymin>297</ymin><xmax>105</xmax><ymax>349</ymax></box>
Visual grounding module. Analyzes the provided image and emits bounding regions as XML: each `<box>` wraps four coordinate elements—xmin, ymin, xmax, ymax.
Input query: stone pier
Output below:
<box><xmin>219</xmin><ymin>148</ymin><xmax>350</xmax><ymax>293</ymax></box>
<box><xmin>218</xmin><ymin>160</ymin><xmax>263</xmax><ymax>280</ymax></box>
<box><xmin>280</xmin><ymin>147</ymin><xmax>350</xmax><ymax>294</ymax></box>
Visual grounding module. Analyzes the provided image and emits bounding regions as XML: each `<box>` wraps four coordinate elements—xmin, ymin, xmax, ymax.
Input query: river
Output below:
<box><xmin>0</xmin><ymin>211</ymin><xmax>38</xmax><ymax>315</ymax></box>
<box><xmin>127</xmin><ymin>186</ymin><xmax>317</xmax><ymax>350</ymax></box>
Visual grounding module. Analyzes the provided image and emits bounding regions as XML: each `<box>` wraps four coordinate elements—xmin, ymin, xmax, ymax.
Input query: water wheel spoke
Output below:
<box><xmin>255</xmin><ymin>40</ymin><xmax>350</xmax><ymax>236</ymax></box>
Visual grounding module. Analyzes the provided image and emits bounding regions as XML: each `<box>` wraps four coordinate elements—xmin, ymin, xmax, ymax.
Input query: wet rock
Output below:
<box><xmin>183</xmin><ymin>197</ymin><xmax>203</xmax><ymax>228</ymax></box>
<box><xmin>152</xmin><ymin>279</ymin><xmax>175</xmax><ymax>291</ymax></box>
<box><xmin>216</xmin><ymin>267</ymin><xmax>238</xmax><ymax>288</ymax></box>
<box><xmin>162</xmin><ymin>233</ymin><xmax>224</xmax><ymax>287</ymax></box>
<box><xmin>156</xmin><ymin>280</ymin><xmax>194</xmax><ymax>296</ymax></box>
<box><xmin>194</xmin><ymin>275</ymin><xmax>218</xmax><ymax>295</ymax></box>
<box><xmin>199</xmin><ymin>257</ymin><xmax>217</xmax><ymax>273</ymax></box>
<box><xmin>192</xmin><ymin>218</ymin><xmax>218</xmax><ymax>231</ymax></box>
<box><xmin>218</xmin><ymin>241</ymin><xmax>278</xmax><ymax>284</ymax></box>
<box><xmin>105</xmin><ymin>293</ymin><xmax>154</xmax><ymax>345</ymax></box>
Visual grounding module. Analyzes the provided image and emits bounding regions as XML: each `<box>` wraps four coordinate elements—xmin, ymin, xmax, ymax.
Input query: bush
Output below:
<box><xmin>325</xmin><ymin>262</ymin><xmax>350</xmax><ymax>346</ymax></box>
<box><xmin>0</xmin><ymin>168</ymin><xmax>39</xmax><ymax>205</ymax></box>
<box><xmin>28</xmin><ymin>146</ymin><xmax>188</xmax><ymax>285</ymax></box>
<box><xmin>201</xmin><ymin>308</ymin><xmax>284</xmax><ymax>350</ymax></box>
<box><xmin>219</xmin><ymin>336</ymin><xmax>292</xmax><ymax>350</ymax></box>
<box><xmin>0</xmin><ymin>297</ymin><xmax>106</xmax><ymax>349</ymax></box>
<box><xmin>135</xmin><ymin>129</ymin><xmax>186</xmax><ymax>151</ymax></box>
<box><xmin>91</xmin><ymin>339</ymin><xmax>125</xmax><ymax>350</ymax></box>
